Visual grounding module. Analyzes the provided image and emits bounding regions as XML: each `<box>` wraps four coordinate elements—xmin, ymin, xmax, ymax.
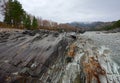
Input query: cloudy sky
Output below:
<box><xmin>6</xmin><ymin>0</ymin><xmax>120</xmax><ymax>23</ymax></box>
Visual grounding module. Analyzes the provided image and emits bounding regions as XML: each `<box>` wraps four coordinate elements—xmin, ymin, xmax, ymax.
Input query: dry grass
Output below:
<box><xmin>0</xmin><ymin>22</ymin><xmax>79</xmax><ymax>32</ymax></box>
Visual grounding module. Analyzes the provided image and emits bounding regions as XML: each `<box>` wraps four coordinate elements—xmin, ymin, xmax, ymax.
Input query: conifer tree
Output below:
<box><xmin>23</xmin><ymin>15</ymin><xmax>31</xmax><ymax>30</ymax></box>
<box><xmin>4</xmin><ymin>0</ymin><xmax>13</xmax><ymax>24</ymax></box>
<box><xmin>32</xmin><ymin>16</ymin><xmax>38</xmax><ymax>29</ymax></box>
<box><xmin>4</xmin><ymin>0</ymin><xmax>24</xmax><ymax>26</ymax></box>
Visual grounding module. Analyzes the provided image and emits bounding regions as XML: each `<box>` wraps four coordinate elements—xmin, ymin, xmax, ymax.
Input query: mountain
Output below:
<box><xmin>69</xmin><ymin>21</ymin><xmax>115</xmax><ymax>31</ymax></box>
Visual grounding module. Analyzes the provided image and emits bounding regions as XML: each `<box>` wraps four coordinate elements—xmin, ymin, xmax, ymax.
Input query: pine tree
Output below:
<box><xmin>31</xmin><ymin>16</ymin><xmax>38</xmax><ymax>30</ymax></box>
<box><xmin>4</xmin><ymin>0</ymin><xmax>13</xmax><ymax>24</ymax></box>
<box><xmin>23</xmin><ymin>15</ymin><xmax>31</xmax><ymax>30</ymax></box>
<box><xmin>4</xmin><ymin>0</ymin><xmax>24</xmax><ymax>26</ymax></box>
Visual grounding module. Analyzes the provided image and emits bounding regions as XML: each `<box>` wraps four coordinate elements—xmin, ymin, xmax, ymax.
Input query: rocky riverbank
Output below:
<box><xmin>0</xmin><ymin>29</ymin><xmax>120</xmax><ymax>83</ymax></box>
<box><xmin>0</xmin><ymin>29</ymin><xmax>76</xmax><ymax>83</ymax></box>
<box><xmin>82</xmin><ymin>31</ymin><xmax>120</xmax><ymax>71</ymax></box>
<box><xmin>60</xmin><ymin>33</ymin><xmax>120</xmax><ymax>83</ymax></box>
<box><xmin>81</xmin><ymin>31</ymin><xmax>120</xmax><ymax>82</ymax></box>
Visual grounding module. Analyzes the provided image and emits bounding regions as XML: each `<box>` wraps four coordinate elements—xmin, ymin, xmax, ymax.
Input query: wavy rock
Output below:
<box><xmin>0</xmin><ymin>30</ymin><xmax>119</xmax><ymax>83</ymax></box>
<box><xmin>0</xmin><ymin>30</ymin><xmax>75</xmax><ymax>83</ymax></box>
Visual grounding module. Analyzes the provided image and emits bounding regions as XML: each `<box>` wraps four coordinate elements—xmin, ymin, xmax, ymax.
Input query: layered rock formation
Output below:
<box><xmin>0</xmin><ymin>30</ymin><xmax>74</xmax><ymax>83</ymax></box>
<box><xmin>60</xmin><ymin>35</ymin><xmax>120</xmax><ymax>83</ymax></box>
<box><xmin>0</xmin><ymin>30</ymin><xmax>120</xmax><ymax>83</ymax></box>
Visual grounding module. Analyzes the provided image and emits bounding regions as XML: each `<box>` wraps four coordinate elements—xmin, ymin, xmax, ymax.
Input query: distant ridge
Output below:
<box><xmin>68</xmin><ymin>21</ymin><xmax>115</xmax><ymax>31</ymax></box>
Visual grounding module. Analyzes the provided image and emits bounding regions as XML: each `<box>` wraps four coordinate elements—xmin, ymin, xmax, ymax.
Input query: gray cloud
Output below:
<box><xmin>18</xmin><ymin>0</ymin><xmax>120</xmax><ymax>23</ymax></box>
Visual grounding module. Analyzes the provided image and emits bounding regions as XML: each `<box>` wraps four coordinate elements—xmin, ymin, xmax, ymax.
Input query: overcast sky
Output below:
<box><xmin>8</xmin><ymin>0</ymin><xmax>120</xmax><ymax>23</ymax></box>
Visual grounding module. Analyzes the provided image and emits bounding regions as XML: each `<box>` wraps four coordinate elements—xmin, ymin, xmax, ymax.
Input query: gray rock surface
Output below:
<box><xmin>0</xmin><ymin>30</ymin><xmax>74</xmax><ymax>83</ymax></box>
<box><xmin>60</xmin><ymin>32</ymin><xmax>120</xmax><ymax>83</ymax></box>
<box><xmin>82</xmin><ymin>32</ymin><xmax>120</xmax><ymax>68</ymax></box>
<box><xmin>0</xmin><ymin>30</ymin><xmax>120</xmax><ymax>83</ymax></box>
<box><xmin>81</xmin><ymin>32</ymin><xmax>120</xmax><ymax>82</ymax></box>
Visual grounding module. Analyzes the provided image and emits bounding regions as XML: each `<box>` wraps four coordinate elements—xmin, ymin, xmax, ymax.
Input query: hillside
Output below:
<box><xmin>69</xmin><ymin>21</ymin><xmax>115</xmax><ymax>31</ymax></box>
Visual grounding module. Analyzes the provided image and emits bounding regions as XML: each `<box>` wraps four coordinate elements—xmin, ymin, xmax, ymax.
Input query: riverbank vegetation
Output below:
<box><xmin>0</xmin><ymin>0</ymin><xmax>80</xmax><ymax>32</ymax></box>
<box><xmin>99</xmin><ymin>20</ymin><xmax>120</xmax><ymax>31</ymax></box>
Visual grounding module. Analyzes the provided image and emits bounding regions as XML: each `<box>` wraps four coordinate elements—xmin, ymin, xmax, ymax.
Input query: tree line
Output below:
<box><xmin>0</xmin><ymin>0</ymin><xmax>80</xmax><ymax>32</ymax></box>
<box><xmin>1</xmin><ymin>0</ymin><xmax>38</xmax><ymax>30</ymax></box>
<box><xmin>100</xmin><ymin>20</ymin><xmax>120</xmax><ymax>31</ymax></box>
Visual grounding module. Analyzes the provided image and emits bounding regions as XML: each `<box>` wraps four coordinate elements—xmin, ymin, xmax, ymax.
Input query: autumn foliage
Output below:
<box><xmin>0</xmin><ymin>0</ymin><xmax>80</xmax><ymax>32</ymax></box>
